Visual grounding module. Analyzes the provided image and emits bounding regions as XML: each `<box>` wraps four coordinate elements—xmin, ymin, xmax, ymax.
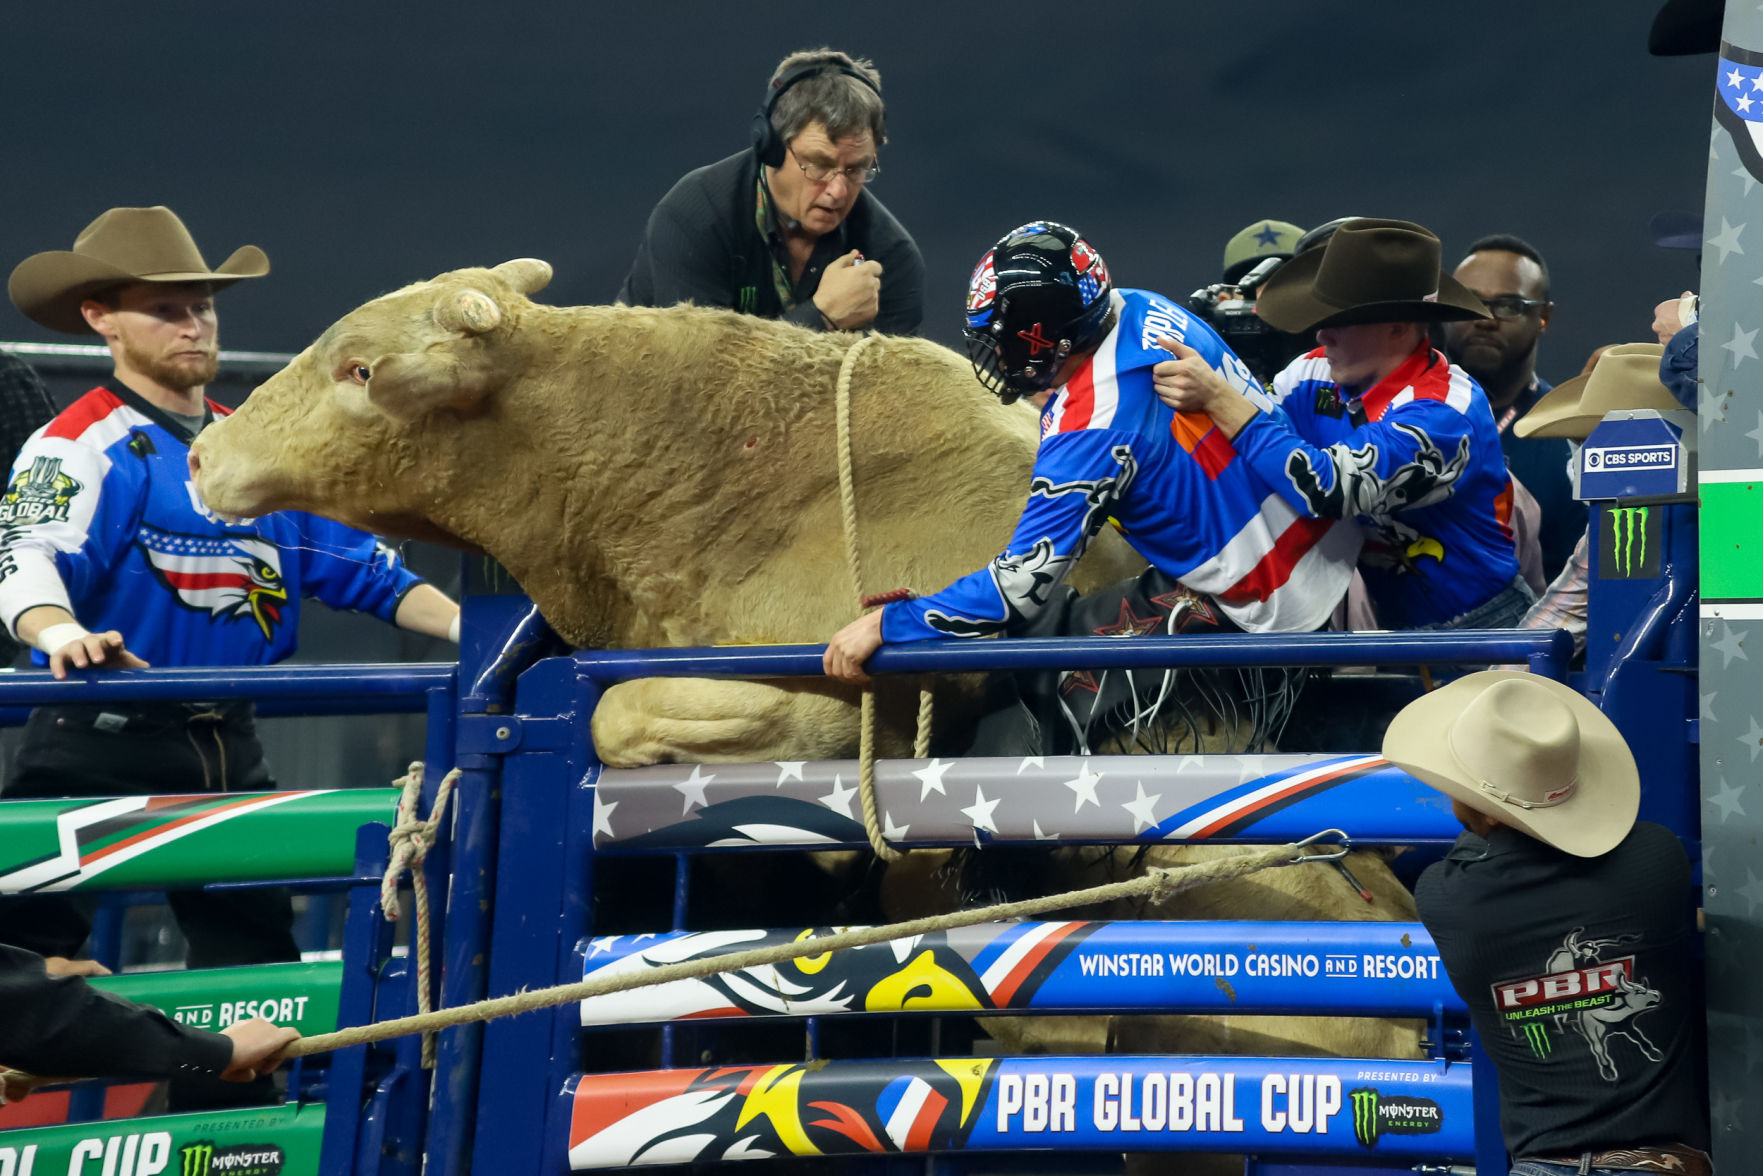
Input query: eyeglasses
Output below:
<box><xmin>788</xmin><ymin>146</ymin><xmax>879</xmax><ymax>187</ymax></box>
<box><xmin>1479</xmin><ymin>294</ymin><xmax>1551</xmax><ymax>321</ymax></box>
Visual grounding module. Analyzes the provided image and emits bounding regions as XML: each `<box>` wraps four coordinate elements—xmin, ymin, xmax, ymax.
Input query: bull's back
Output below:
<box><xmin>714</xmin><ymin>331</ymin><xmax>1144</xmax><ymax>642</ymax></box>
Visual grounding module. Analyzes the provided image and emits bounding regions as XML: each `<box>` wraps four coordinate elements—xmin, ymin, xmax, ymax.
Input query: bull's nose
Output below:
<box><xmin>187</xmin><ymin>448</ymin><xmax>202</xmax><ymax>481</ymax></box>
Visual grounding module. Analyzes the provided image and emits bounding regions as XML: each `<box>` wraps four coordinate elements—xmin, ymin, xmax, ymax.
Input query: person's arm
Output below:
<box><xmin>1160</xmin><ymin>349</ymin><xmax>1479</xmax><ymax>524</ymax></box>
<box><xmin>291</xmin><ymin>516</ymin><xmax>453</xmax><ymax>638</ymax></box>
<box><xmin>0</xmin><ymin>435</ymin><xmax>148</xmax><ymax>676</ymax></box>
<box><xmin>870</xmin><ymin>232</ymin><xmax>925</xmax><ymax>336</ymax></box>
<box><xmin>1660</xmin><ymin>322</ymin><xmax>1699</xmax><ymax>411</ymax></box>
<box><xmin>0</xmin><ymin>944</ymin><xmax>295</xmax><ymax>1083</ymax></box>
<box><xmin>1517</xmin><ymin>528</ymin><xmax>1589</xmax><ymax>654</ymax></box>
<box><xmin>824</xmin><ymin>431</ymin><xmax>1137</xmax><ymax>682</ymax></box>
<box><xmin>394</xmin><ymin>582</ymin><xmax>461</xmax><ymax>642</ymax></box>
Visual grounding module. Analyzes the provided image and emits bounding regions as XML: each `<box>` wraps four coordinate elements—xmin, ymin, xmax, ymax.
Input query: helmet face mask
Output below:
<box><xmin>963</xmin><ymin>222</ymin><xmax>1114</xmax><ymax>404</ymax></box>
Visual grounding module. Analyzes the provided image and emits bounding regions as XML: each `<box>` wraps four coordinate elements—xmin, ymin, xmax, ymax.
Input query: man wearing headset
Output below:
<box><xmin>618</xmin><ymin>48</ymin><xmax>925</xmax><ymax>334</ymax></box>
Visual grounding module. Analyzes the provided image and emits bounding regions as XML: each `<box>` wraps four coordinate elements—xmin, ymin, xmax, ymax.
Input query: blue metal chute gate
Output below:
<box><xmin>0</xmin><ymin>465</ymin><xmax>1702</xmax><ymax>1176</ymax></box>
<box><xmin>457</xmin><ymin>619</ymin><xmax>1577</xmax><ymax>1176</ymax></box>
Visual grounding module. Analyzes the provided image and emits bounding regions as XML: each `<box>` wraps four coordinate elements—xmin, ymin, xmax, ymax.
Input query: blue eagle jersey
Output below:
<box><xmin>0</xmin><ymin>385</ymin><xmax>422</xmax><ymax>667</ymax></box>
<box><xmin>883</xmin><ymin>289</ymin><xmax>1359</xmax><ymax>641</ymax></box>
<box><xmin>1238</xmin><ymin>345</ymin><xmax>1521</xmax><ymax>628</ymax></box>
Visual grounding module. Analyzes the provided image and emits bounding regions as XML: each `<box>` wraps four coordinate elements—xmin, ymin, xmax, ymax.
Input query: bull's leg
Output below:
<box><xmin>591</xmin><ymin>678</ymin><xmax>858</xmax><ymax>766</ymax></box>
<box><xmin>1624</xmin><ymin>1023</ymin><xmax>1664</xmax><ymax>1062</ymax></box>
<box><xmin>1588</xmin><ymin>1030</ymin><xmax>1618</xmax><ymax>1081</ymax></box>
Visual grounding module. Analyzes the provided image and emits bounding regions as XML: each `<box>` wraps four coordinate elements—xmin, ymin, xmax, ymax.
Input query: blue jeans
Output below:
<box><xmin>1423</xmin><ymin>574</ymin><xmax>1537</xmax><ymax>630</ymax></box>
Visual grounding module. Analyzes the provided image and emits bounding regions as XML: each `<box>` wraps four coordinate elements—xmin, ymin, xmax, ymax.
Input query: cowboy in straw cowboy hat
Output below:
<box><xmin>1393</xmin><ymin>671</ymin><xmax>1708</xmax><ymax>1174</ymax></box>
<box><xmin>1509</xmin><ymin>342</ymin><xmax>1685</xmax><ymax>653</ymax></box>
<box><xmin>1514</xmin><ymin>342</ymin><xmax>1682</xmax><ymax>440</ymax></box>
<box><xmin>1382</xmin><ymin>670</ymin><xmax>1638</xmax><ymax>856</ymax></box>
<box><xmin>1149</xmin><ymin>219</ymin><xmax>1531</xmax><ymax>631</ymax></box>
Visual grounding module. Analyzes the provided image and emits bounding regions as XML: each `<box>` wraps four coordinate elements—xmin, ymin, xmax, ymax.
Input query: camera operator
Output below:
<box><xmin>1186</xmin><ymin>219</ymin><xmax>1313</xmax><ymax>384</ymax></box>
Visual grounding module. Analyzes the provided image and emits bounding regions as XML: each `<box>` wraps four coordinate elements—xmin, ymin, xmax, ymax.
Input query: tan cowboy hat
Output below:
<box><xmin>1514</xmin><ymin>343</ymin><xmax>1681</xmax><ymax>440</ymax></box>
<box><xmin>9</xmin><ymin>206</ymin><xmax>269</xmax><ymax>335</ymax></box>
<box><xmin>1256</xmin><ymin>218</ymin><xmax>1490</xmax><ymax>334</ymax></box>
<box><xmin>1382</xmin><ymin>671</ymin><xmax>1639</xmax><ymax>857</ymax></box>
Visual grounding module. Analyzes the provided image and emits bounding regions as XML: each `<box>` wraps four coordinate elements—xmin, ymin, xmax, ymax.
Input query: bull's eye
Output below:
<box><xmin>348</xmin><ymin>364</ymin><xmax>371</xmax><ymax>385</ymax></box>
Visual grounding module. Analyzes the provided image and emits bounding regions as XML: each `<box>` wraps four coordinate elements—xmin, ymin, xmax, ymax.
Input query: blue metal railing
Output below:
<box><xmin>0</xmin><ymin>662</ymin><xmax>453</xmax><ymax>707</ymax></box>
<box><xmin>573</xmin><ymin>628</ymin><xmax>1573</xmax><ymax>683</ymax></box>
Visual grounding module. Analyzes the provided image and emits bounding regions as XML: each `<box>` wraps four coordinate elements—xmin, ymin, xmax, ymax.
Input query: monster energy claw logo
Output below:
<box><xmin>178</xmin><ymin>1141</ymin><xmax>285</xmax><ymax>1176</ymax></box>
<box><xmin>1609</xmin><ymin>505</ymin><xmax>1649</xmax><ymax>577</ymax></box>
<box><xmin>1347</xmin><ymin>1086</ymin><xmax>1444</xmax><ymax>1147</ymax></box>
<box><xmin>1350</xmin><ymin>1087</ymin><xmax>1380</xmax><ymax>1147</ymax></box>
<box><xmin>180</xmin><ymin>1143</ymin><xmax>214</xmax><ymax>1176</ymax></box>
<box><xmin>1523</xmin><ymin>1022</ymin><xmax>1553</xmax><ymax>1059</ymax></box>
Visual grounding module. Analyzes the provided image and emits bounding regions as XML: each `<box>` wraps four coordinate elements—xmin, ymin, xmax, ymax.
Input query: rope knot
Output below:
<box><xmin>379</xmin><ymin>761</ymin><xmax>460</xmax><ymax>1067</ymax></box>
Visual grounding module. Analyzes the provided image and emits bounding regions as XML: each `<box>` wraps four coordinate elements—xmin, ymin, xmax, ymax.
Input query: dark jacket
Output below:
<box><xmin>0</xmin><ymin>944</ymin><xmax>233</xmax><ymax>1080</ymax></box>
<box><xmin>1501</xmin><ymin>376</ymin><xmax>1586</xmax><ymax>583</ymax></box>
<box><xmin>618</xmin><ymin>150</ymin><xmax>924</xmax><ymax>335</ymax></box>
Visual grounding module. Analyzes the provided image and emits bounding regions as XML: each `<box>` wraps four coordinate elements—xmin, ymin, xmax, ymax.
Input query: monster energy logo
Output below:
<box><xmin>1609</xmin><ymin>505</ymin><xmax>1650</xmax><ymax>577</ymax></box>
<box><xmin>1346</xmin><ymin>1086</ymin><xmax>1444</xmax><ymax>1147</ymax></box>
<box><xmin>180</xmin><ymin>1143</ymin><xmax>214</xmax><ymax>1176</ymax></box>
<box><xmin>1523</xmin><ymin>1021</ymin><xmax>1553</xmax><ymax>1059</ymax></box>
<box><xmin>1350</xmin><ymin>1087</ymin><xmax>1380</xmax><ymax>1146</ymax></box>
<box><xmin>177</xmin><ymin>1141</ymin><xmax>284</xmax><ymax>1175</ymax></box>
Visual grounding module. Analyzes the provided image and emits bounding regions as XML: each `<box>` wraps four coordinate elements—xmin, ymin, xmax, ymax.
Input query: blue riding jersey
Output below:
<box><xmin>1236</xmin><ymin>344</ymin><xmax>1521</xmax><ymax>628</ymax></box>
<box><xmin>882</xmin><ymin>289</ymin><xmax>1360</xmax><ymax>641</ymax></box>
<box><xmin>0</xmin><ymin>384</ymin><xmax>421</xmax><ymax>667</ymax></box>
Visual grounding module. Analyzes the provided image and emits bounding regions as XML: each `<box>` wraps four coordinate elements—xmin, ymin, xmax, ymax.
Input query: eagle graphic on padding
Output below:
<box><xmin>136</xmin><ymin>525</ymin><xmax>289</xmax><ymax>640</ymax></box>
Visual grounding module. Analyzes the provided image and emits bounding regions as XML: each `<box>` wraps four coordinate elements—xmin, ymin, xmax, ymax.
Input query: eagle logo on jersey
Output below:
<box><xmin>136</xmin><ymin>526</ymin><xmax>289</xmax><ymax>640</ymax></box>
<box><xmin>0</xmin><ymin>456</ymin><xmax>84</xmax><ymax>525</ymax></box>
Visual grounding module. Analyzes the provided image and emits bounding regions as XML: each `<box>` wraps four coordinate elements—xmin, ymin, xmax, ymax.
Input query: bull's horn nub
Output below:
<box><xmin>436</xmin><ymin>289</ymin><xmax>502</xmax><ymax>335</ymax></box>
<box><xmin>492</xmin><ymin>257</ymin><xmax>553</xmax><ymax>295</ymax></box>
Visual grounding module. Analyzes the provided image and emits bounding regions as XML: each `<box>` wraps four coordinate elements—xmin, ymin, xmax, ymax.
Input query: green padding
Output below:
<box><xmin>0</xmin><ymin>1101</ymin><xmax>324</xmax><ymax>1175</ymax></box>
<box><xmin>92</xmin><ymin>961</ymin><xmax>342</xmax><ymax>1036</ymax></box>
<box><xmin>1702</xmin><ymin>480</ymin><xmax>1763</xmax><ymax>598</ymax></box>
<box><xmin>0</xmin><ymin>789</ymin><xmax>397</xmax><ymax>893</ymax></box>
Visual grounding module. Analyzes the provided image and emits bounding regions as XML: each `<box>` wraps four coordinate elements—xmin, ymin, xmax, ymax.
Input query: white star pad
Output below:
<box><xmin>774</xmin><ymin>761</ymin><xmax>805</xmax><ymax>787</ymax></box>
<box><xmin>911</xmin><ymin>758</ymin><xmax>953</xmax><ymax>800</ymax></box>
<box><xmin>1122</xmin><ymin>780</ymin><xmax>1163</xmax><ymax>833</ymax></box>
<box><xmin>962</xmin><ymin>784</ymin><xmax>1001</xmax><ymax>834</ymax></box>
<box><xmin>820</xmin><ymin>774</ymin><xmax>857</xmax><ymax>819</ymax></box>
<box><xmin>593</xmin><ymin>798</ymin><xmax>618</xmax><ymax>839</ymax></box>
<box><xmin>1062</xmin><ymin>760</ymin><xmax>1102</xmax><ymax>811</ymax></box>
<box><xmin>674</xmin><ymin>765</ymin><xmax>714</xmax><ymax>814</ymax></box>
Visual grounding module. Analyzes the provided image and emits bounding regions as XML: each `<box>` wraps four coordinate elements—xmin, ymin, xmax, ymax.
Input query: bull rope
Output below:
<box><xmin>0</xmin><ymin>831</ymin><xmax>1349</xmax><ymax>1097</ymax></box>
<box><xmin>834</xmin><ymin>332</ymin><xmax>932</xmax><ymax>862</ymax></box>
<box><xmin>379</xmin><ymin>762</ymin><xmax>458</xmax><ymax>1068</ymax></box>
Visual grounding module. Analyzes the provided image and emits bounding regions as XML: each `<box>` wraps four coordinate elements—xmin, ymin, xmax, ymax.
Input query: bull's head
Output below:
<box><xmin>189</xmin><ymin>258</ymin><xmax>554</xmax><ymax>546</ymax></box>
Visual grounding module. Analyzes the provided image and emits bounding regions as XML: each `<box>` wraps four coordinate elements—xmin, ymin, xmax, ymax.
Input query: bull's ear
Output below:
<box><xmin>492</xmin><ymin>258</ymin><xmax>552</xmax><ymax>295</ymax></box>
<box><xmin>365</xmin><ymin>352</ymin><xmax>494</xmax><ymax>422</ymax></box>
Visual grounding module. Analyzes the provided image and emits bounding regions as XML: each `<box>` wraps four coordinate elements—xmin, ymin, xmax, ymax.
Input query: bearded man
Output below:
<box><xmin>0</xmin><ymin>207</ymin><xmax>460</xmax><ymax>1108</ymax></box>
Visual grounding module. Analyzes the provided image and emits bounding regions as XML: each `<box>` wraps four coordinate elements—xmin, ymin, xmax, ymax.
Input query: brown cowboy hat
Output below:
<box><xmin>9</xmin><ymin>206</ymin><xmax>269</xmax><ymax>335</ymax></box>
<box><xmin>1515</xmin><ymin>343</ymin><xmax>1682</xmax><ymax>440</ymax></box>
<box><xmin>1382</xmin><ymin>671</ymin><xmax>1639</xmax><ymax>858</ymax></box>
<box><xmin>1256</xmin><ymin>218</ymin><xmax>1490</xmax><ymax>334</ymax></box>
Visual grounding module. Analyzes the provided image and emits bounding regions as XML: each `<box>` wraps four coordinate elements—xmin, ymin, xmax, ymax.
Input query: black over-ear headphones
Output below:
<box><xmin>750</xmin><ymin>60</ymin><xmax>883</xmax><ymax>169</ymax></box>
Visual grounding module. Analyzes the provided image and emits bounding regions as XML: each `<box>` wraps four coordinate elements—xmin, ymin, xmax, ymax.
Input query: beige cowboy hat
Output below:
<box><xmin>9</xmin><ymin>206</ymin><xmax>269</xmax><ymax>335</ymax></box>
<box><xmin>1256</xmin><ymin>218</ymin><xmax>1490</xmax><ymax>334</ymax></box>
<box><xmin>1382</xmin><ymin>671</ymin><xmax>1639</xmax><ymax>857</ymax></box>
<box><xmin>1514</xmin><ymin>342</ymin><xmax>1681</xmax><ymax>440</ymax></box>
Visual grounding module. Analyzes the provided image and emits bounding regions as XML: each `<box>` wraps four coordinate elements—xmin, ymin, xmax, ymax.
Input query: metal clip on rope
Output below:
<box><xmin>1290</xmin><ymin>827</ymin><xmax>1352</xmax><ymax>863</ymax></box>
